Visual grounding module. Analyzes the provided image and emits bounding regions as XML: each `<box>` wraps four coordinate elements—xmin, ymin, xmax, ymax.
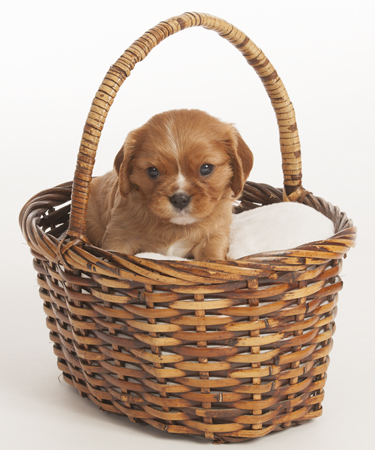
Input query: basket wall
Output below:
<box><xmin>19</xmin><ymin>180</ymin><xmax>355</xmax><ymax>443</ymax></box>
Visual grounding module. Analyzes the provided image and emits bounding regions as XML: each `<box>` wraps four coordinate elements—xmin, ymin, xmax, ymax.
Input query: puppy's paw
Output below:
<box><xmin>192</xmin><ymin>236</ymin><xmax>229</xmax><ymax>261</ymax></box>
<box><xmin>102</xmin><ymin>237</ymin><xmax>137</xmax><ymax>255</ymax></box>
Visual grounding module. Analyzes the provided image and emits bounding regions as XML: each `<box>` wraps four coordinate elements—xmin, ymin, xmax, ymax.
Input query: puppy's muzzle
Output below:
<box><xmin>170</xmin><ymin>193</ymin><xmax>191</xmax><ymax>211</ymax></box>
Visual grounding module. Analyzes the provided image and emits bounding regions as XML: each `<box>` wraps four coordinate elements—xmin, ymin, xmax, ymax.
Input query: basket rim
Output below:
<box><xmin>20</xmin><ymin>179</ymin><xmax>356</xmax><ymax>283</ymax></box>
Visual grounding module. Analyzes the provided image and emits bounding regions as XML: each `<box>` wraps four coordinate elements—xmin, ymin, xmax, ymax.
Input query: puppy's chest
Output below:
<box><xmin>161</xmin><ymin>239</ymin><xmax>194</xmax><ymax>258</ymax></box>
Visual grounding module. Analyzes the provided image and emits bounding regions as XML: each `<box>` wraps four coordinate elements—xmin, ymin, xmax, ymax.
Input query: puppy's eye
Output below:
<box><xmin>147</xmin><ymin>167</ymin><xmax>159</xmax><ymax>178</ymax></box>
<box><xmin>199</xmin><ymin>164</ymin><xmax>214</xmax><ymax>176</ymax></box>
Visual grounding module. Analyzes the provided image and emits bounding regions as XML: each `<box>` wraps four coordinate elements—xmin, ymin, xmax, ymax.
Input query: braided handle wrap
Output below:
<box><xmin>68</xmin><ymin>12</ymin><xmax>303</xmax><ymax>241</ymax></box>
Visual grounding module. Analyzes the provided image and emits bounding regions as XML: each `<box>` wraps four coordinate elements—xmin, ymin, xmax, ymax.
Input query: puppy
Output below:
<box><xmin>86</xmin><ymin>109</ymin><xmax>253</xmax><ymax>260</ymax></box>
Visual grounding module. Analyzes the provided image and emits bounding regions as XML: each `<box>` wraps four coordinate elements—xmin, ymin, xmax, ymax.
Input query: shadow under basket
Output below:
<box><xmin>19</xmin><ymin>13</ymin><xmax>356</xmax><ymax>444</ymax></box>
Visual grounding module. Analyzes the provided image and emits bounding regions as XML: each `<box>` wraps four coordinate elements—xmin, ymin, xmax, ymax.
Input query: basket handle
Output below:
<box><xmin>67</xmin><ymin>12</ymin><xmax>305</xmax><ymax>242</ymax></box>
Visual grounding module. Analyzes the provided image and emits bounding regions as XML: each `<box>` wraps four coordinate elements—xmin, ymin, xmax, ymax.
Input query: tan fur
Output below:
<box><xmin>86</xmin><ymin>109</ymin><xmax>253</xmax><ymax>260</ymax></box>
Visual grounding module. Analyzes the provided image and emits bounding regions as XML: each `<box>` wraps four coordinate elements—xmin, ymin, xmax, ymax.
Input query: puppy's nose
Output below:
<box><xmin>170</xmin><ymin>193</ymin><xmax>191</xmax><ymax>211</ymax></box>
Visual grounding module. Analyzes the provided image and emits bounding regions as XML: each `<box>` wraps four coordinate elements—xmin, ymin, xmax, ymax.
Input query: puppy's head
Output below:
<box><xmin>114</xmin><ymin>109</ymin><xmax>253</xmax><ymax>224</ymax></box>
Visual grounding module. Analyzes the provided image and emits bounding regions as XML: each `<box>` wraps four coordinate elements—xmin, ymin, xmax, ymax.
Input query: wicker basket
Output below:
<box><xmin>19</xmin><ymin>12</ymin><xmax>356</xmax><ymax>443</ymax></box>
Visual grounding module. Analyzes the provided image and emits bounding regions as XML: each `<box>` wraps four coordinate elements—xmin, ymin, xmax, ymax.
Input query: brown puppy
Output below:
<box><xmin>86</xmin><ymin>109</ymin><xmax>253</xmax><ymax>260</ymax></box>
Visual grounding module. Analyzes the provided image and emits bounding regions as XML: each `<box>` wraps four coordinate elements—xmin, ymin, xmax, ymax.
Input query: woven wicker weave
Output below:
<box><xmin>19</xmin><ymin>13</ymin><xmax>356</xmax><ymax>443</ymax></box>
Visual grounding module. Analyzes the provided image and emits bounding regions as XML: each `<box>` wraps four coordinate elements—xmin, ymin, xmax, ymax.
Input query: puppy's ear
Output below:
<box><xmin>114</xmin><ymin>129</ymin><xmax>142</xmax><ymax>197</ymax></box>
<box><xmin>224</xmin><ymin>125</ymin><xmax>254</xmax><ymax>197</ymax></box>
<box><xmin>224</xmin><ymin>126</ymin><xmax>254</xmax><ymax>198</ymax></box>
<box><xmin>114</xmin><ymin>147</ymin><xmax>124</xmax><ymax>176</ymax></box>
<box><xmin>236</xmin><ymin>131</ymin><xmax>254</xmax><ymax>181</ymax></box>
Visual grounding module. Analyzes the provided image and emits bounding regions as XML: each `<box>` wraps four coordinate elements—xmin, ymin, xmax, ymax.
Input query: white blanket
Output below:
<box><xmin>136</xmin><ymin>202</ymin><xmax>334</xmax><ymax>261</ymax></box>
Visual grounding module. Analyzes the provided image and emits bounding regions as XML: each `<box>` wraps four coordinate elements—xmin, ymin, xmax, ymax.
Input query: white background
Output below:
<box><xmin>1</xmin><ymin>0</ymin><xmax>374</xmax><ymax>449</ymax></box>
